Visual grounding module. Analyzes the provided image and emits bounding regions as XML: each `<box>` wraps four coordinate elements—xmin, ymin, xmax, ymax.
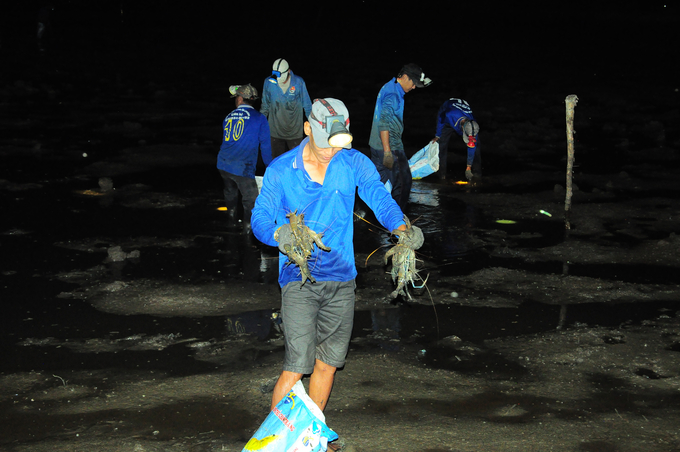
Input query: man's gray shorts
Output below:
<box><xmin>280</xmin><ymin>280</ymin><xmax>356</xmax><ymax>374</ymax></box>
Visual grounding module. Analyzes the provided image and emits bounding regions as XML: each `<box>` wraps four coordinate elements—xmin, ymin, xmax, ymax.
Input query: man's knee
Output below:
<box><xmin>314</xmin><ymin>359</ymin><xmax>337</xmax><ymax>374</ymax></box>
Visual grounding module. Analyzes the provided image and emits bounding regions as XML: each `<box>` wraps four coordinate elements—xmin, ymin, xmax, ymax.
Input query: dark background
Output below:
<box><xmin>4</xmin><ymin>2</ymin><xmax>677</xmax><ymax>86</ymax></box>
<box><xmin>2</xmin><ymin>1</ymin><xmax>678</xmax><ymax>152</ymax></box>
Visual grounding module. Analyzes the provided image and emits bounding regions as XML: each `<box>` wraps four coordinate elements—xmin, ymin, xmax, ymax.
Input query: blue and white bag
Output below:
<box><xmin>409</xmin><ymin>141</ymin><xmax>440</xmax><ymax>179</ymax></box>
<box><xmin>242</xmin><ymin>381</ymin><xmax>338</xmax><ymax>452</ymax></box>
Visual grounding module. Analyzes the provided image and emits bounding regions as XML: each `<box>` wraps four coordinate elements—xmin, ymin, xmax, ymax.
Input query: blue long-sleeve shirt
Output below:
<box><xmin>260</xmin><ymin>71</ymin><xmax>312</xmax><ymax>141</ymax></box>
<box><xmin>252</xmin><ymin>138</ymin><xmax>406</xmax><ymax>288</ymax></box>
<box><xmin>217</xmin><ymin>104</ymin><xmax>272</xmax><ymax>178</ymax></box>
<box><xmin>369</xmin><ymin>78</ymin><xmax>406</xmax><ymax>151</ymax></box>
<box><xmin>435</xmin><ymin>98</ymin><xmax>478</xmax><ymax>166</ymax></box>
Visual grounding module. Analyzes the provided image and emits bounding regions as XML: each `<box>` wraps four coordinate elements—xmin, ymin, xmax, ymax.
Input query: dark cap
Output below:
<box><xmin>399</xmin><ymin>63</ymin><xmax>432</xmax><ymax>88</ymax></box>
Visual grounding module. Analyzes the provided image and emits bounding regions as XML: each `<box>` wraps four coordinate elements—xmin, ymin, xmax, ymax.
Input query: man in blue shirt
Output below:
<box><xmin>217</xmin><ymin>84</ymin><xmax>273</xmax><ymax>232</ymax></box>
<box><xmin>252</xmin><ymin>98</ymin><xmax>422</xmax><ymax>430</ymax></box>
<box><xmin>369</xmin><ymin>63</ymin><xmax>432</xmax><ymax>210</ymax></box>
<box><xmin>261</xmin><ymin>58</ymin><xmax>313</xmax><ymax>158</ymax></box>
<box><xmin>432</xmin><ymin>98</ymin><xmax>480</xmax><ymax>180</ymax></box>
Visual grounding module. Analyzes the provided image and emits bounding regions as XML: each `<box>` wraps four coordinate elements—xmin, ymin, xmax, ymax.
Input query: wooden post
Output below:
<box><xmin>558</xmin><ymin>95</ymin><xmax>578</xmax><ymax>330</ymax></box>
<box><xmin>564</xmin><ymin>95</ymin><xmax>578</xmax><ymax>229</ymax></box>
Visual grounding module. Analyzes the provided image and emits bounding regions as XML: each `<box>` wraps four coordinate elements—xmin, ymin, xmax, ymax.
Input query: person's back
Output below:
<box><xmin>436</xmin><ymin>98</ymin><xmax>475</xmax><ymax>136</ymax></box>
<box><xmin>217</xmin><ymin>84</ymin><xmax>272</xmax><ymax>232</ymax></box>
<box><xmin>433</xmin><ymin>98</ymin><xmax>480</xmax><ymax>180</ymax></box>
<box><xmin>218</xmin><ymin>103</ymin><xmax>270</xmax><ymax>178</ymax></box>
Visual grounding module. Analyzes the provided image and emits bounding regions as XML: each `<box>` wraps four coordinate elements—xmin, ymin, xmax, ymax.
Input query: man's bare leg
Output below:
<box><xmin>270</xmin><ymin>370</ymin><xmax>303</xmax><ymax>411</ymax></box>
<box><xmin>308</xmin><ymin>359</ymin><xmax>336</xmax><ymax>411</ymax></box>
<box><xmin>270</xmin><ymin>360</ymin><xmax>336</xmax><ymax>412</ymax></box>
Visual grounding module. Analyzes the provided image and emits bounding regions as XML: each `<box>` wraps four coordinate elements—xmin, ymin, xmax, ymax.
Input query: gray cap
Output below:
<box><xmin>229</xmin><ymin>84</ymin><xmax>259</xmax><ymax>100</ymax></box>
<box><xmin>462</xmin><ymin>120</ymin><xmax>480</xmax><ymax>143</ymax></box>
<box><xmin>308</xmin><ymin>98</ymin><xmax>352</xmax><ymax>149</ymax></box>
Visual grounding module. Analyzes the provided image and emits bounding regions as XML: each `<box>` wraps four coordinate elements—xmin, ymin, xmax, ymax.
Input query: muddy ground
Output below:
<box><xmin>2</xmin><ymin>5</ymin><xmax>680</xmax><ymax>452</ymax></box>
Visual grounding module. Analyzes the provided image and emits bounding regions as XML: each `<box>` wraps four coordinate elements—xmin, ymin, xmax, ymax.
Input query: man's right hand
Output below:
<box><xmin>274</xmin><ymin>224</ymin><xmax>293</xmax><ymax>254</ymax></box>
<box><xmin>383</xmin><ymin>151</ymin><xmax>394</xmax><ymax>169</ymax></box>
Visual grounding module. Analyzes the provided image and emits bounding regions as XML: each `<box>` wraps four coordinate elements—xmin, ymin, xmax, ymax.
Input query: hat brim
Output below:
<box><xmin>404</xmin><ymin>73</ymin><xmax>431</xmax><ymax>88</ymax></box>
<box><xmin>309</xmin><ymin>121</ymin><xmax>352</xmax><ymax>150</ymax></box>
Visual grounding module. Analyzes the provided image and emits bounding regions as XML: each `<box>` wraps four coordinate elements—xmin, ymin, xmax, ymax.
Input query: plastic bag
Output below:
<box><xmin>384</xmin><ymin>179</ymin><xmax>392</xmax><ymax>193</ymax></box>
<box><xmin>409</xmin><ymin>141</ymin><xmax>440</xmax><ymax>179</ymax></box>
<box><xmin>242</xmin><ymin>380</ymin><xmax>338</xmax><ymax>452</ymax></box>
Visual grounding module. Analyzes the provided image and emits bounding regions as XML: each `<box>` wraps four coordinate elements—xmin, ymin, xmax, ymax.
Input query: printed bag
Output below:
<box><xmin>242</xmin><ymin>381</ymin><xmax>338</xmax><ymax>452</ymax></box>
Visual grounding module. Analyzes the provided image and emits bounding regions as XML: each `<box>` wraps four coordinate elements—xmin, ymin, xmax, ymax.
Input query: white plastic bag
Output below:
<box><xmin>409</xmin><ymin>141</ymin><xmax>440</xmax><ymax>179</ymax></box>
<box><xmin>384</xmin><ymin>179</ymin><xmax>392</xmax><ymax>193</ymax></box>
<box><xmin>255</xmin><ymin>176</ymin><xmax>264</xmax><ymax>194</ymax></box>
<box><xmin>242</xmin><ymin>380</ymin><xmax>338</xmax><ymax>452</ymax></box>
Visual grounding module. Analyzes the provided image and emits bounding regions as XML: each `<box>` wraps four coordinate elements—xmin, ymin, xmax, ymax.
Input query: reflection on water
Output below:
<box><xmin>408</xmin><ymin>181</ymin><xmax>481</xmax><ymax>261</ymax></box>
<box><xmin>224</xmin><ymin>307</ymin><xmax>406</xmax><ymax>347</ymax></box>
<box><xmin>221</xmin><ymin>232</ymin><xmax>279</xmax><ymax>284</ymax></box>
<box><xmin>354</xmin><ymin>180</ymin><xmax>484</xmax><ymax>280</ymax></box>
<box><xmin>371</xmin><ymin>308</ymin><xmax>401</xmax><ymax>335</ymax></box>
<box><xmin>409</xmin><ymin>185</ymin><xmax>440</xmax><ymax>207</ymax></box>
<box><xmin>369</xmin><ymin>307</ymin><xmax>402</xmax><ymax>351</ymax></box>
<box><xmin>224</xmin><ymin>309</ymin><xmax>278</xmax><ymax>341</ymax></box>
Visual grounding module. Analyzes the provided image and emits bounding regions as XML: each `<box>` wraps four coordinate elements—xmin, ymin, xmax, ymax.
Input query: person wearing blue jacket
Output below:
<box><xmin>252</xmin><ymin>98</ymin><xmax>422</xmax><ymax>432</ymax></box>
<box><xmin>261</xmin><ymin>58</ymin><xmax>313</xmax><ymax>158</ymax></box>
<box><xmin>432</xmin><ymin>98</ymin><xmax>480</xmax><ymax>180</ymax></box>
<box><xmin>369</xmin><ymin>63</ymin><xmax>432</xmax><ymax>210</ymax></box>
<box><xmin>217</xmin><ymin>84</ymin><xmax>273</xmax><ymax>232</ymax></box>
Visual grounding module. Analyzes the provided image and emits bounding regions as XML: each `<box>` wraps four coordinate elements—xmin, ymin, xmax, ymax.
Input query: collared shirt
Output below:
<box><xmin>260</xmin><ymin>71</ymin><xmax>313</xmax><ymax>140</ymax></box>
<box><xmin>369</xmin><ymin>78</ymin><xmax>406</xmax><ymax>151</ymax></box>
<box><xmin>217</xmin><ymin>104</ymin><xmax>272</xmax><ymax>178</ymax></box>
<box><xmin>252</xmin><ymin>138</ymin><xmax>405</xmax><ymax>287</ymax></box>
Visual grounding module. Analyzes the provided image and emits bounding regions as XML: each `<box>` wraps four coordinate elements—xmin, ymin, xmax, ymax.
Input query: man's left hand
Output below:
<box><xmin>465</xmin><ymin>166</ymin><xmax>473</xmax><ymax>181</ymax></box>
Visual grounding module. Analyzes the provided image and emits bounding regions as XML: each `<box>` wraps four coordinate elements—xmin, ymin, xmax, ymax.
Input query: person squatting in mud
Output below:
<box><xmin>251</xmin><ymin>98</ymin><xmax>423</xmax><ymax>446</ymax></box>
<box><xmin>431</xmin><ymin>98</ymin><xmax>481</xmax><ymax>181</ymax></box>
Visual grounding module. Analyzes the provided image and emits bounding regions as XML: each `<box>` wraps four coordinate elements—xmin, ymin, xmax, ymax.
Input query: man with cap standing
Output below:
<box><xmin>251</xmin><ymin>98</ymin><xmax>423</xmax><ymax>438</ymax></box>
<box><xmin>431</xmin><ymin>98</ymin><xmax>481</xmax><ymax>180</ymax></box>
<box><xmin>261</xmin><ymin>58</ymin><xmax>313</xmax><ymax>158</ymax></box>
<box><xmin>369</xmin><ymin>63</ymin><xmax>432</xmax><ymax>211</ymax></box>
<box><xmin>217</xmin><ymin>83</ymin><xmax>273</xmax><ymax>232</ymax></box>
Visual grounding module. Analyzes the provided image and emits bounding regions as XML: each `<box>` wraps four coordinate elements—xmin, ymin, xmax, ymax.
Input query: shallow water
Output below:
<box><xmin>2</xmin><ymin>161</ymin><xmax>678</xmax><ymax>377</ymax></box>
